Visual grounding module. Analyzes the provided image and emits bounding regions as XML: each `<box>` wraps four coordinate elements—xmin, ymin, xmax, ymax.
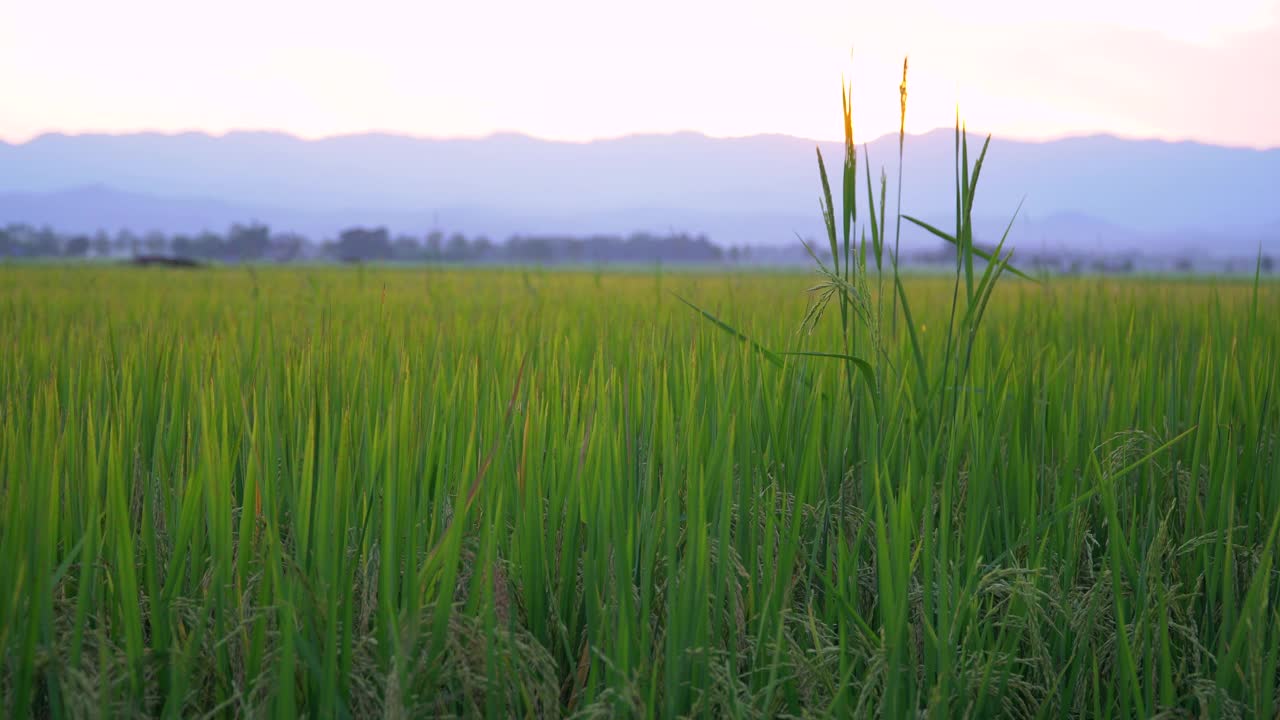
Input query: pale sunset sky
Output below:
<box><xmin>1</xmin><ymin>0</ymin><xmax>1276</xmax><ymax>148</ymax></box>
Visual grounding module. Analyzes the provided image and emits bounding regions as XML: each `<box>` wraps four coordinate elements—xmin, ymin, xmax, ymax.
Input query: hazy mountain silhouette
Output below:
<box><xmin>2</xmin><ymin>130</ymin><xmax>1276</xmax><ymax>254</ymax></box>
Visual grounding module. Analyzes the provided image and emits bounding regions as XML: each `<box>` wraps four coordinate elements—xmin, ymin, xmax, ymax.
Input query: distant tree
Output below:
<box><xmin>505</xmin><ymin>236</ymin><xmax>539</xmax><ymax>263</ymax></box>
<box><xmin>30</xmin><ymin>226</ymin><xmax>60</xmax><ymax>257</ymax></box>
<box><xmin>271</xmin><ymin>232</ymin><xmax>307</xmax><ymax>262</ymax></box>
<box><xmin>171</xmin><ymin>234</ymin><xmax>193</xmax><ymax>258</ymax></box>
<box><xmin>3</xmin><ymin>225</ymin><xmax>35</xmax><ymax>257</ymax></box>
<box><xmin>472</xmin><ymin>235</ymin><xmax>492</xmax><ymax>260</ymax></box>
<box><xmin>92</xmin><ymin>230</ymin><xmax>112</xmax><ymax>257</ymax></box>
<box><xmin>143</xmin><ymin>231</ymin><xmax>168</xmax><ymax>255</ymax></box>
<box><xmin>425</xmin><ymin>231</ymin><xmax>444</xmax><ymax>261</ymax></box>
<box><xmin>192</xmin><ymin>231</ymin><xmax>226</xmax><ymax>260</ymax></box>
<box><xmin>227</xmin><ymin>223</ymin><xmax>271</xmax><ymax>261</ymax></box>
<box><xmin>1262</xmin><ymin>255</ymin><xmax>1275</xmax><ymax>274</ymax></box>
<box><xmin>392</xmin><ymin>234</ymin><xmax>421</xmax><ymax>261</ymax></box>
<box><xmin>115</xmin><ymin>229</ymin><xmax>140</xmax><ymax>256</ymax></box>
<box><xmin>445</xmin><ymin>233</ymin><xmax>469</xmax><ymax>261</ymax></box>
<box><xmin>496</xmin><ymin>231</ymin><xmax>724</xmax><ymax>265</ymax></box>
<box><xmin>64</xmin><ymin>235</ymin><xmax>91</xmax><ymax>257</ymax></box>
<box><xmin>334</xmin><ymin>226</ymin><xmax>392</xmax><ymax>261</ymax></box>
<box><xmin>0</xmin><ymin>228</ymin><xmax>11</xmax><ymax>257</ymax></box>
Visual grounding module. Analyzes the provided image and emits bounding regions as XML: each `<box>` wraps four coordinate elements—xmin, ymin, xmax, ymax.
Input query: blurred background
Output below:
<box><xmin>1</xmin><ymin>0</ymin><xmax>1277</xmax><ymax>271</ymax></box>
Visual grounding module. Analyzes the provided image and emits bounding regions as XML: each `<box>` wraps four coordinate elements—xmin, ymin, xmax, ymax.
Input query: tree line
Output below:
<box><xmin>13</xmin><ymin>222</ymin><xmax>1259</xmax><ymax>274</ymax></box>
<box><xmin>0</xmin><ymin>223</ymin><xmax>730</xmax><ymax>265</ymax></box>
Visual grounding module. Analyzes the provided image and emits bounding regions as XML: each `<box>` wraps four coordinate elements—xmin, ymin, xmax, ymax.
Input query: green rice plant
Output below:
<box><xmin>2</xmin><ymin>263</ymin><xmax>1278</xmax><ymax>718</ymax></box>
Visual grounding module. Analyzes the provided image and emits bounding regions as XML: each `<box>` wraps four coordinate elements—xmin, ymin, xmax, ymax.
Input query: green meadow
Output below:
<box><xmin>2</xmin><ymin>262</ymin><xmax>1278</xmax><ymax>717</ymax></box>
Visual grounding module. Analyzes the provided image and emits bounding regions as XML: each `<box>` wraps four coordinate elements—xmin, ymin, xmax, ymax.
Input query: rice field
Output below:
<box><xmin>1</xmin><ymin>260</ymin><xmax>1277</xmax><ymax>718</ymax></box>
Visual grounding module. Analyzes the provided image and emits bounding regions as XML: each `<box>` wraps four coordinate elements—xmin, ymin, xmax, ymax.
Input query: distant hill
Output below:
<box><xmin>1</xmin><ymin>129</ymin><xmax>1277</xmax><ymax>254</ymax></box>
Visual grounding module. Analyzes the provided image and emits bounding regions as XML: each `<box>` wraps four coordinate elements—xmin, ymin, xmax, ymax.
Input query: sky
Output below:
<box><xmin>1</xmin><ymin>0</ymin><xmax>1277</xmax><ymax>148</ymax></box>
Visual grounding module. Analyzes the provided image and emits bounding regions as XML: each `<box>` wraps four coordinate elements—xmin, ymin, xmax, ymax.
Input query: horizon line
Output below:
<box><xmin>3</xmin><ymin>126</ymin><xmax>1278</xmax><ymax>152</ymax></box>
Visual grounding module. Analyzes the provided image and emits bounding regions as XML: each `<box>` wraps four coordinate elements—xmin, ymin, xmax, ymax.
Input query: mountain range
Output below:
<box><xmin>2</xmin><ymin>129</ymin><xmax>1277</xmax><ymax>255</ymax></box>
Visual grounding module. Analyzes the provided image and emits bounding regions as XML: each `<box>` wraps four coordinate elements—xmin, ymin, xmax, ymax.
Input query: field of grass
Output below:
<box><xmin>1</xmin><ymin>262</ymin><xmax>1277</xmax><ymax>718</ymax></box>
